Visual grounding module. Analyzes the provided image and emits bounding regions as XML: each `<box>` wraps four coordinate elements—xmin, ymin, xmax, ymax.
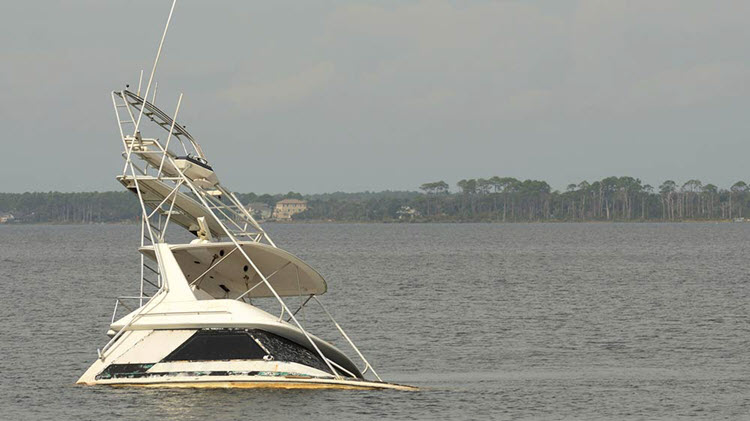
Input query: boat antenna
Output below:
<box><xmin>137</xmin><ymin>69</ymin><xmax>144</xmax><ymax>96</ymax></box>
<box><xmin>133</xmin><ymin>0</ymin><xmax>177</xmax><ymax>137</ymax></box>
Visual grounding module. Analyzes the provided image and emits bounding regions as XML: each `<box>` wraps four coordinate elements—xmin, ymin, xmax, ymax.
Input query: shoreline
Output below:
<box><xmin>0</xmin><ymin>219</ymin><xmax>741</xmax><ymax>226</ymax></box>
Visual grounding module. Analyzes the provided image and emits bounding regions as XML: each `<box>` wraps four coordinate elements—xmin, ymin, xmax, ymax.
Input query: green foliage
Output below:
<box><xmin>0</xmin><ymin>191</ymin><xmax>139</xmax><ymax>223</ymax></box>
<box><xmin>2</xmin><ymin>177</ymin><xmax>749</xmax><ymax>224</ymax></box>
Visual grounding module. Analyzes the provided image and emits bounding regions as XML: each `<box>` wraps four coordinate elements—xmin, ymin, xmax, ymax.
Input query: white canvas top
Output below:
<box><xmin>140</xmin><ymin>241</ymin><xmax>327</xmax><ymax>298</ymax></box>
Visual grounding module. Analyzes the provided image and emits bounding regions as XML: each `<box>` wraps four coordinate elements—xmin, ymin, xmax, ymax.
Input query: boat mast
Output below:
<box><xmin>133</xmin><ymin>0</ymin><xmax>177</xmax><ymax>140</ymax></box>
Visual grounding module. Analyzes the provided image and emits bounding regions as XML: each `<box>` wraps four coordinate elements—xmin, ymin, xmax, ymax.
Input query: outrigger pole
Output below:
<box><xmin>133</xmin><ymin>0</ymin><xmax>177</xmax><ymax>139</ymax></box>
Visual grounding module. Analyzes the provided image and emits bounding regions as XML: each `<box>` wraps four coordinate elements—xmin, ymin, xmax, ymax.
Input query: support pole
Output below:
<box><xmin>313</xmin><ymin>296</ymin><xmax>382</xmax><ymax>381</ymax></box>
<box><xmin>133</xmin><ymin>0</ymin><xmax>177</xmax><ymax>136</ymax></box>
<box><xmin>157</xmin><ymin>93</ymin><xmax>182</xmax><ymax>178</ymax></box>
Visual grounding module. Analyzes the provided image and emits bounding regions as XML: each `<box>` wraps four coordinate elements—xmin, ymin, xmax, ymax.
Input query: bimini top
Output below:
<box><xmin>140</xmin><ymin>241</ymin><xmax>327</xmax><ymax>299</ymax></box>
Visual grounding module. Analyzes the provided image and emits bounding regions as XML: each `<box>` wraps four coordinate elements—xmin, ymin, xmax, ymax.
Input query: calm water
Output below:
<box><xmin>0</xmin><ymin>223</ymin><xmax>748</xmax><ymax>420</ymax></box>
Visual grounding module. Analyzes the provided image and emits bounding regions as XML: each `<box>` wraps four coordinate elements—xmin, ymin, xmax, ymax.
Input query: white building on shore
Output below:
<box><xmin>273</xmin><ymin>199</ymin><xmax>308</xmax><ymax>220</ymax></box>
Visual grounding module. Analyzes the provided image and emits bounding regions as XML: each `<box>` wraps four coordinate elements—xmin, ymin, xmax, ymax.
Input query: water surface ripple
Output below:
<box><xmin>0</xmin><ymin>223</ymin><xmax>748</xmax><ymax>420</ymax></box>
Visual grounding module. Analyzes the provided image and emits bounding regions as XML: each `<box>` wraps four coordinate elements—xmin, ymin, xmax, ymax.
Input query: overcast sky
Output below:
<box><xmin>2</xmin><ymin>1</ymin><xmax>750</xmax><ymax>193</ymax></box>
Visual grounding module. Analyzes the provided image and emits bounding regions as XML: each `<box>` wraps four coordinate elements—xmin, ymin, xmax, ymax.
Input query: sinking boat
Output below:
<box><xmin>77</xmin><ymin>1</ymin><xmax>415</xmax><ymax>391</ymax></box>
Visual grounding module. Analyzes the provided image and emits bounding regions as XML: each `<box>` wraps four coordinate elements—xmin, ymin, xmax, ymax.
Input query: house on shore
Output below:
<box><xmin>397</xmin><ymin>206</ymin><xmax>420</xmax><ymax>221</ymax></box>
<box><xmin>247</xmin><ymin>202</ymin><xmax>272</xmax><ymax>220</ymax></box>
<box><xmin>273</xmin><ymin>199</ymin><xmax>308</xmax><ymax>220</ymax></box>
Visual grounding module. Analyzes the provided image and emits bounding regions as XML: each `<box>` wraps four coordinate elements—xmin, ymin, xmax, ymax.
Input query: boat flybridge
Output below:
<box><xmin>77</xmin><ymin>2</ymin><xmax>415</xmax><ymax>391</ymax></box>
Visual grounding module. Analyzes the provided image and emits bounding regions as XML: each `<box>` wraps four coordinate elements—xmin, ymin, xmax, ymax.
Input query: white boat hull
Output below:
<box><xmin>79</xmin><ymin>243</ymin><xmax>417</xmax><ymax>391</ymax></box>
<box><xmin>81</xmin><ymin>375</ymin><xmax>417</xmax><ymax>391</ymax></box>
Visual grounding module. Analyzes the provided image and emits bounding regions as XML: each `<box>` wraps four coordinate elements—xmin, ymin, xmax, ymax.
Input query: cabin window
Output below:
<box><xmin>161</xmin><ymin>329</ymin><xmax>339</xmax><ymax>376</ymax></box>
<box><xmin>163</xmin><ymin>330</ymin><xmax>266</xmax><ymax>361</ymax></box>
<box><xmin>250</xmin><ymin>329</ymin><xmax>332</xmax><ymax>374</ymax></box>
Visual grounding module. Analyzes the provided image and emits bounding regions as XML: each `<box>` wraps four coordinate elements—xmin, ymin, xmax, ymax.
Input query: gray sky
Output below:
<box><xmin>2</xmin><ymin>1</ymin><xmax>750</xmax><ymax>193</ymax></box>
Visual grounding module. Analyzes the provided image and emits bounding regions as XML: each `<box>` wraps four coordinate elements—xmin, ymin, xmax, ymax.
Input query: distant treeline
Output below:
<box><xmin>0</xmin><ymin>192</ymin><xmax>139</xmax><ymax>224</ymax></box>
<box><xmin>294</xmin><ymin>177</ymin><xmax>750</xmax><ymax>222</ymax></box>
<box><xmin>2</xmin><ymin>177</ymin><xmax>750</xmax><ymax>223</ymax></box>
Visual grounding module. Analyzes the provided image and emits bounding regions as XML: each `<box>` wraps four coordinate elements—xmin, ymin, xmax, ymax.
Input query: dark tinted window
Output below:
<box><xmin>164</xmin><ymin>330</ymin><xmax>266</xmax><ymax>361</ymax></box>
<box><xmin>161</xmin><ymin>329</ymin><xmax>356</xmax><ymax>377</ymax></box>
<box><xmin>251</xmin><ymin>329</ymin><xmax>331</xmax><ymax>374</ymax></box>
